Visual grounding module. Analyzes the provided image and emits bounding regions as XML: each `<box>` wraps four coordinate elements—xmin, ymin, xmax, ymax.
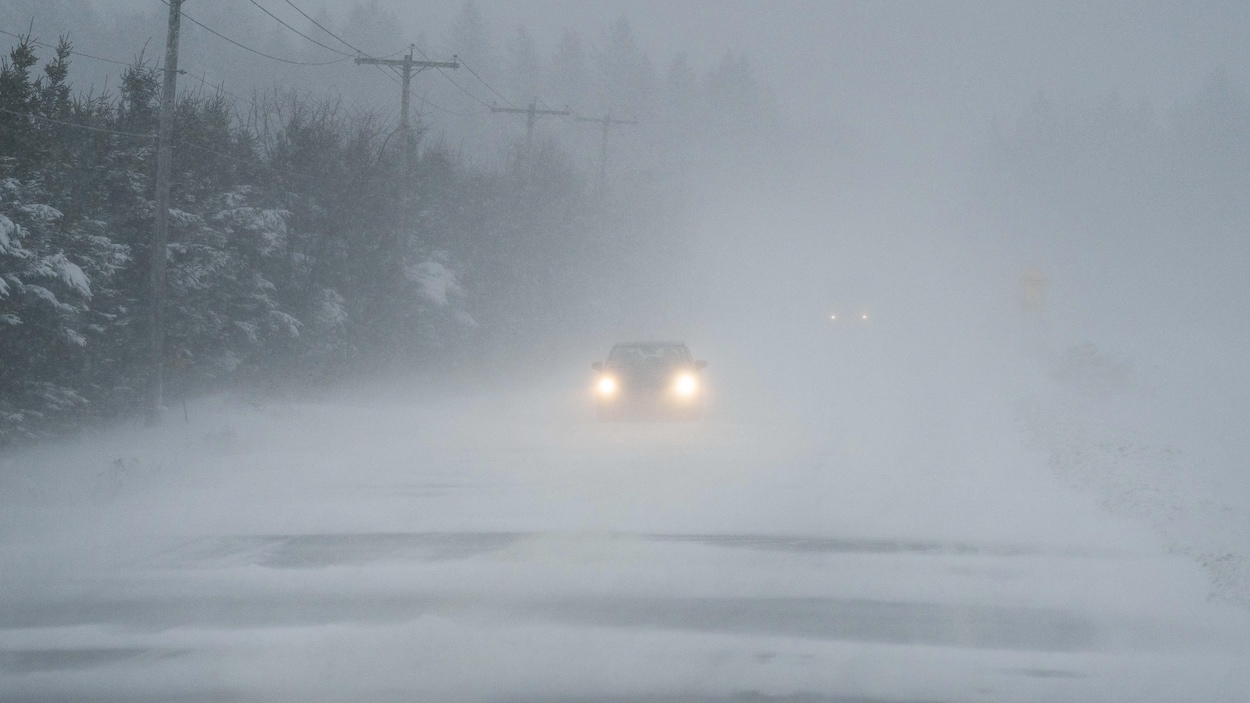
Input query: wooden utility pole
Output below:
<box><xmin>355</xmin><ymin>47</ymin><xmax>458</xmax><ymax>176</ymax></box>
<box><xmin>491</xmin><ymin>100</ymin><xmax>570</xmax><ymax>155</ymax></box>
<box><xmin>576</xmin><ymin>114</ymin><xmax>637</xmax><ymax>189</ymax></box>
<box><xmin>147</xmin><ymin>0</ymin><xmax>184</xmax><ymax>426</ymax></box>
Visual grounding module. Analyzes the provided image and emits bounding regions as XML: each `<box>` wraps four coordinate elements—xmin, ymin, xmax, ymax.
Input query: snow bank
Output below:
<box><xmin>1018</xmin><ymin>390</ymin><xmax>1250</xmax><ymax>608</ymax></box>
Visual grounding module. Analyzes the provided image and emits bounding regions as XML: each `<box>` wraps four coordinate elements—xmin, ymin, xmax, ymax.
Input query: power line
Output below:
<box><xmin>418</xmin><ymin>93</ymin><xmax>490</xmax><ymax>118</ymax></box>
<box><xmin>4</xmin><ymin>27</ymin><xmax>286</xmax><ymax>125</ymax></box>
<box><xmin>0</xmin><ymin>23</ymin><xmax>420</xmax><ymax>185</ymax></box>
<box><xmin>158</xmin><ymin>0</ymin><xmax>350</xmax><ymax>67</ymax></box>
<box><xmin>355</xmin><ymin>46</ymin><xmax>459</xmax><ymax>182</ymax></box>
<box><xmin>379</xmin><ymin>65</ymin><xmax>402</xmax><ymax>86</ymax></box>
<box><xmin>539</xmin><ymin>97</ymin><xmax>577</xmax><ymax>123</ymax></box>
<box><xmin>454</xmin><ymin>55</ymin><xmax>518</xmax><ymax>109</ymax></box>
<box><xmin>280</xmin><ymin>0</ymin><xmax>364</xmax><ymax>55</ymax></box>
<box><xmin>360</xmin><ymin>62</ymin><xmax>408</xmax><ymax>92</ymax></box>
<box><xmin>179</xmin><ymin>70</ymin><xmax>258</xmax><ymax>111</ymax></box>
<box><xmin>280</xmin><ymin>0</ymin><xmax>424</xmax><ymax>94</ymax></box>
<box><xmin>0</xmin><ymin>104</ymin><xmax>153</xmax><ymax>138</ymax></box>
<box><xmin>373</xmin><ymin>47</ymin><xmax>413</xmax><ymax>60</ymax></box>
<box><xmin>252</xmin><ymin>5</ymin><xmax>496</xmax><ymax>112</ymax></box>
<box><xmin>384</xmin><ymin>72</ymin><xmax>480</xmax><ymax>117</ymax></box>
<box><xmin>410</xmin><ymin>45</ymin><xmax>503</xmax><ymax>109</ymax></box>
<box><xmin>0</xmin><ymin>27</ymin><xmax>134</xmax><ymax>68</ymax></box>
<box><xmin>5</xmin><ymin>27</ymin><xmax>260</xmax><ymax>111</ymax></box>
<box><xmin>436</xmin><ymin>69</ymin><xmax>495</xmax><ymax>109</ymax></box>
<box><xmin>429</xmin><ymin>67</ymin><xmax>495</xmax><ymax>108</ymax></box>
<box><xmin>0</xmin><ymin>104</ymin><xmax>347</xmax><ymax>185</ymax></box>
<box><xmin>5</xmin><ymin>32</ymin><xmax>477</xmax><ymax>130</ymax></box>
<box><xmin>4</xmin><ymin>25</ymin><xmax>465</xmax><ymax>127</ymax></box>
<box><xmin>276</xmin><ymin>0</ymin><xmax>411</xmax><ymax>73</ymax></box>
<box><xmin>174</xmin><ymin>134</ymin><xmax>320</xmax><ymax>181</ymax></box>
<box><xmin>261</xmin><ymin>1</ymin><xmax>405</xmax><ymax>89</ymax></box>
<box><xmin>246</xmin><ymin>0</ymin><xmax>354</xmax><ymax>58</ymax></box>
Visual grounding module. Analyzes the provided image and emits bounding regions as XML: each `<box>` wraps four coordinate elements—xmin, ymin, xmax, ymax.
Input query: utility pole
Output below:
<box><xmin>147</xmin><ymin>0</ymin><xmax>184</xmax><ymax>426</ymax></box>
<box><xmin>491</xmin><ymin>99</ymin><xmax>570</xmax><ymax>156</ymax></box>
<box><xmin>356</xmin><ymin>47</ymin><xmax>457</xmax><ymax>275</ymax></box>
<box><xmin>576</xmin><ymin>114</ymin><xmax>637</xmax><ymax>190</ymax></box>
<box><xmin>355</xmin><ymin>46</ymin><xmax>458</xmax><ymax>177</ymax></box>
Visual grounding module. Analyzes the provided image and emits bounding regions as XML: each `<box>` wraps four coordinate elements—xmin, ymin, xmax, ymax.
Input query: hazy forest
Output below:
<box><xmin>2</xmin><ymin>1</ymin><xmax>1248</xmax><ymax>448</ymax></box>
<box><xmin>0</xmin><ymin>1</ymin><xmax>768</xmax><ymax>443</ymax></box>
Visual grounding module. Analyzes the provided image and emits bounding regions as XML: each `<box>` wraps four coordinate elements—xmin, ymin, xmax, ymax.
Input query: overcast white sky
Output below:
<box><xmin>74</xmin><ymin>0</ymin><xmax>1250</xmax><ymax>126</ymax></box>
<box><xmin>455</xmin><ymin>1</ymin><xmax>1250</xmax><ymax>107</ymax></box>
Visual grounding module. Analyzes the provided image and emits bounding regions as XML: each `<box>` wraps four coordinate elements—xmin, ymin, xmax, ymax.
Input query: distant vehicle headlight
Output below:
<box><xmin>674</xmin><ymin>373</ymin><xmax>698</xmax><ymax>396</ymax></box>
<box><xmin>597</xmin><ymin>376</ymin><xmax>618</xmax><ymax>395</ymax></box>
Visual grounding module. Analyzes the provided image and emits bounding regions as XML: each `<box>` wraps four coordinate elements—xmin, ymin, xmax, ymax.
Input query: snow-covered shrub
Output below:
<box><xmin>163</xmin><ymin>189</ymin><xmax>300</xmax><ymax>389</ymax></box>
<box><xmin>0</xmin><ymin>170</ymin><xmax>127</xmax><ymax>443</ymax></box>
<box><xmin>397</xmin><ymin>252</ymin><xmax>478</xmax><ymax>355</ymax></box>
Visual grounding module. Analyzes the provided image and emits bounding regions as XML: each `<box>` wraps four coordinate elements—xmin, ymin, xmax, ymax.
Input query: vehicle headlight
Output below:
<box><xmin>674</xmin><ymin>373</ymin><xmax>698</xmax><ymax>396</ymax></box>
<box><xmin>597</xmin><ymin>376</ymin><xmax>618</xmax><ymax>395</ymax></box>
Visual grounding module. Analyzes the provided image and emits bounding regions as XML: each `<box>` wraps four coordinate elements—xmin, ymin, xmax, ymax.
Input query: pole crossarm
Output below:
<box><xmin>492</xmin><ymin>105</ymin><xmax>570</xmax><ymax>117</ymax></box>
<box><xmin>575</xmin><ymin>114</ymin><xmax>638</xmax><ymax>188</ymax></box>
<box><xmin>355</xmin><ymin>45</ymin><xmax>456</xmax><ymax>274</ymax></box>
<box><xmin>575</xmin><ymin>115</ymin><xmax>637</xmax><ymax>126</ymax></box>
<box><xmin>491</xmin><ymin>100</ymin><xmax>571</xmax><ymax>154</ymax></box>
<box><xmin>356</xmin><ymin>45</ymin><xmax>458</xmax><ymax>170</ymax></box>
<box><xmin>354</xmin><ymin>56</ymin><xmax>458</xmax><ymax>70</ymax></box>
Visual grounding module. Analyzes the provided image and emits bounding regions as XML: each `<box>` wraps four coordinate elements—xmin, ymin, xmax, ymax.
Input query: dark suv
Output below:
<box><xmin>591</xmin><ymin>342</ymin><xmax>708</xmax><ymax>420</ymax></box>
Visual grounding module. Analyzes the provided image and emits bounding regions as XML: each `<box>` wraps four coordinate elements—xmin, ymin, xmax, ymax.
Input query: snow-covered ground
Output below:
<box><xmin>1019</xmin><ymin>383</ymin><xmax>1250</xmax><ymax>611</ymax></box>
<box><xmin>2</xmin><ymin>357</ymin><xmax>1249</xmax><ymax>702</ymax></box>
<box><xmin>4</xmin><ymin>162</ymin><xmax>1247</xmax><ymax>700</ymax></box>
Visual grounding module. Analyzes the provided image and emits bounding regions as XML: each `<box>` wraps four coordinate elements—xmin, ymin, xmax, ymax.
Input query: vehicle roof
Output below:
<box><xmin>607</xmin><ymin>342</ymin><xmax>693</xmax><ymax>363</ymax></box>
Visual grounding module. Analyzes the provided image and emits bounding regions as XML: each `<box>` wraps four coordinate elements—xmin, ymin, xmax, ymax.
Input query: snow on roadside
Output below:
<box><xmin>1017</xmin><ymin>390</ymin><xmax>1250</xmax><ymax>609</ymax></box>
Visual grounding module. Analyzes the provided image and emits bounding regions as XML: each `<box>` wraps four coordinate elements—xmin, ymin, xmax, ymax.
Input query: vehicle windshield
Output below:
<box><xmin>609</xmin><ymin>344</ymin><xmax>691</xmax><ymax>366</ymax></box>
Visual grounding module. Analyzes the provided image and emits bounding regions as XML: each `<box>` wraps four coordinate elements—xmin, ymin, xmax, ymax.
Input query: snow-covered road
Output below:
<box><xmin>2</xmin><ymin>374</ymin><xmax>1249</xmax><ymax>702</ymax></box>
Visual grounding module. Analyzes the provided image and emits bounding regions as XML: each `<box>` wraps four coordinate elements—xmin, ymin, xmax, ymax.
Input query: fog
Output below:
<box><xmin>2</xmin><ymin>1</ymin><xmax>1250</xmax><ymax>701</ymax></box>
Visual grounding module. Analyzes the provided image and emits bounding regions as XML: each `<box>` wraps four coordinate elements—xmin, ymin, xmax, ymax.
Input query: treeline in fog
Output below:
<box><xmin>0</xmin><ymin>5</ymin><xmax>769</xmax><ymax>444</ymax></box>
<box><xmin>989</xmin><ymin>73</ymin><xmax>1250</xmax><ymax>361</ymax></box>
